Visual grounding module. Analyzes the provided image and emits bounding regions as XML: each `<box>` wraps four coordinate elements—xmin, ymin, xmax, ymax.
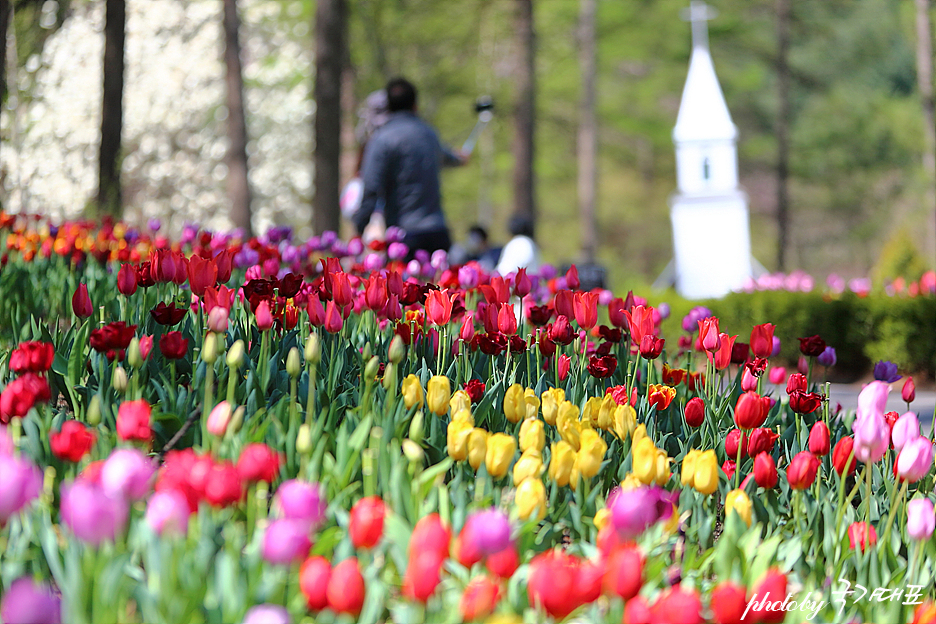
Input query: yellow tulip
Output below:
<box><xmin>467</xmin><ymin>428</ymin><xmax>489</xmax><ymax>471</ymax></box>
<box><xmin>558</xmin><ymin>401</ymin><xmax>580</xmax><ymax>426</ymax></box>
<box><xmin>485</xmin><ymin>433</ymin><xmax>517</xmax><ymax>478</ymax></box>
<box><xmin>485</xmin><ymin>617</ymin><xmax>523</xmax><ymax>624</ymax></box>
<box><xmin>557</xmin><ymin>413</ymin><xmax>582</xmax><ymax>451</ymax></box>
<box><xmin>652</xmin><ymin>448</ymin><xmax>672</xmax><ymax>486</ymax></box>
<box><xmin>612</xmin><ymin>404</ymin><xmax>637</xmax><ymax>440</ymax></box>
<box><xmin>451</xmin><ymin>408</ymin><xmax>474</xmax><ymax>427</ymax></box>
<box><xmin>513</xmin><ymin>449</ymin><xmax>544</xmax><ymax>485</ymax></box>
<box><xmin>726</xmin><ymin>489</ymin><xmax>752</xmax><ymax>527</ymax></box>
<box><xmin>692</xmin><ymin>450</ymin><xmax>719</xmax><ymax>495</ymax></box>
<box><xmin>515</xmin><ymin>478</ymin><xmax>547</xmax><ymax>521</ymax></box>
<box><xmin>581</xmin><ymin>396</ymin><xmax>602</xmax><ymax>428</ymax></box>
<box><xmin>576</xmin><ymin>429</ymin><xmax>607</xmax><ymax>479</ymax></box>
<box><xmin>519</xmin><ymin>418</ymin><xmax>545</xmax><ymax>453</ymax></box>
<box><xmin>569</xmin><ymin>458</ymin><xmax>582</xmax><ymax>491</ymax></box>
<box><xmin>681</xmin><ymin>449</ymin><xmax>701</xmax><ymax>487</ymax></box>
<box><xmin>503</xmin><ymin>383</ymin><xmax>525</xmax><ymax>423</ymax></box>
<box><xmin>523</xmin><ymin>389</ymin><xmax>540</xmax><ymax>420</ymax></box>
<box><xmin>632</xmin><ymin>423</ymin><xmax>648</xmax><ymax>448</ymax></box>
<box><xmin>541</xmin><ymin>387</ymin><xmax>565</xmax><ymax>425</ymax></box>
<box><xmin>620</xmin><ymin>472</ymin><xmax>642</xmax><ymax>491</ymax></box>
<box><xmin>450</xmin><ymin>389</ymin><xmax>472</xmax><ymax>415</ymax></box>
<box><xmin>401</xmin><ymin>374</ymin><xmax>424</xmax><ymax>409</ymax></box>
<box><xmin>427</xmin><ymin>375</ymin><xmax>452</xmax><ymax>416</ymax></box>
<box><xmin>594</xmin><ymin>508</ymin><xmax>611</xmax><ymax>531</ymax></box>
<box><xmin>662</xmin><ymin>504</ymin><xmax>680</xmax><ymax>533</ymax></box>
<box><xmin>547</xmin><ymin>441</ymin><xmax>576</xmax><ymax>487</ymax></box>
<box><xmin>597</xmin><ymin>394</ymin><xmax>616</xmax><ymax>430</ymax></box>
<box><xmin>632</xmin><ymin>437</ymin><xmax>658</xmax><ymax>485</ymax></box>
<box><xmin>447</xmin><ymin>418</ymin><xmax>473</xmax><ymax>462</ymax></box>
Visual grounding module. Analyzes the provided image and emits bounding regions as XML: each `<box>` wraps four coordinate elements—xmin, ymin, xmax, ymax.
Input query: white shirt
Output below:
<box><xmin>495</xmin><ymin>235</ymin><xmax>540</xmax><ymax>276</ymax></box>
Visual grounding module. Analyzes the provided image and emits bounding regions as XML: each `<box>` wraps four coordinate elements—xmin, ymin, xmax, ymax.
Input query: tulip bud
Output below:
<box><xmin>227</xmin><ymin>406</ymin><xmax>245</xmax><ymax>435</ymax></box>
<box><xmin>202</xmin><ymin>332</ymin><xmax>218</xmax><ymax>364</ymax></box>
<box><xmin>519</xmin><ymin>418</ymin><xmax>545</xmax><ymax>453</ymax></box>
<box><xmin>286</xmin><ymin>347</ymin><xmax>302</xmax><ymax>379</ymax></box>
<box><xmin>207</xmin><ymin>307</ymin><xmax>229</xmax><ymax>334</ymax></box>
<box><xmin>903</xmin><ymin>377</ymin><xmax>916</xmax><ymax>404</ymax></box>
<box><xmin>808</xmin><ymin>421</ymin><xmax>831</xmax><ymax>456</ymax></box>
<box><xmin>409</xmin><ymin>411</ymin><xmax>425</xmax><ymax>444</ymax></box>
<box><xmin>86</xmin><ymin>394</ymin><xmax>102</xmax><ymax>426</ymax></box>
<box><xmin>515</xmin><ymin>478</ymin><xmax>547</xmax><ymax>520</ymax></box>
<box><xmin>226</xmin><ymin>339</ymin><xmax>245</xmax><ymax>368</ymax></box>
<box><xmin>362</xmin><ymin>343</ymin><xmax>373</xmax><ymax>362</ymax></box>
<box><xmin>725</xmin><ymin>489</ymin><xmax>752</xmax><ymax>527</ymax></box>
<box><xmin>207</xmin><ymin>401</ymin><xmax>232</xmax><ymax>437</ymax></box>
<box><xmin>382</xmin><ymin>363</ymin><xmax>398</xmax><ymax>392</ymax></box>
<box><xmin>112</xmin><ymin>365</ymin><xmax>128</xmax><ymax>394</ymax></box>
<box><xmin>364</xmin><ymin>356</ymin><xmax>380</xmax><ymax>383</ymax></box>
<box><xmin>305</xmin><ymin>333</ymin><xmax>322</xmax><ymax>364</ymax></box>
<box><xmin>427</xmin><ymin>375</ymin><xmax>451</xmax><ymax>417</ymax></box>
<box><xmin>127</xmin><ymin>337</ymin><xmax>143</xmax><ymax>369</ymax></box>
<box><xmin>388</xmin><ymin>335</ymin><xmax>405</xmax><ymax>364</ymax></box>
<box><xmin>296</xmin><ymin>424</ymin><xmax>312</xmax><ymax>455</ymax></box>
<box><xmin>403</xmin><ymin>439</ymin><xmax>424</xmax><ymax>464</ymax></box>
<box><xmin>467</xmin><ymin>428</ymin><xmax>488</xmax><ymax>471</ymax></box>
<box><xmin>684</xmin><ymin>397</ymin><xmax>705</xmax><ymax>428</ymax></box>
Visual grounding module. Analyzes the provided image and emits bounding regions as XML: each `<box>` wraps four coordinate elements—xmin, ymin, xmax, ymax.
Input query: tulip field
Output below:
<box><xmin>1</xmin><ymin>214</ymin><xmax>936</xmax><ymax>624</ymax></box>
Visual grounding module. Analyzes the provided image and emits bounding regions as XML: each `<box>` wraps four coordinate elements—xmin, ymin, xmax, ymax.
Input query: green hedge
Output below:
<box><xmin>662</xmin><ymin>291</ymin><xmax>936</xmax><ymax>381</ymax></box>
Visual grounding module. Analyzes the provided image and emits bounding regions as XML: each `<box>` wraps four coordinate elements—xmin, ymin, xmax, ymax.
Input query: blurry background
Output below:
<box><xmin>1</xmin><ymin>0</ymin><xmax>934</xmax><ymax>292</ymax></box>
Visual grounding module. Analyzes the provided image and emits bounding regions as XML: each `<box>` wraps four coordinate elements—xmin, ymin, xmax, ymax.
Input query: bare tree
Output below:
<box><xmin>577</xmin><ymin>0</ymin><xmax>597</xmax><ymax>263</ymax></box>
<box><xmin>775</xmin><ymin>0</ymin><xmax>791</xmax><ymax>271</ymax></box>
<box><xmin>97</xmin><ymin>0</ymin><xmax>125</xmax><ymax>217</ymax></box>
<box><xmin>313</xmin><ymin>0</ymin><xmax>345</xmax><ymax>235</ymax></box>
<box><xmin>916</xmin><ymin>0</ymin><xmax>936</xmax><ymax>260</ymax></box>
<box><xmin>512</xmin><ymin>0</ymin><xmax>536</xmax><ymax>235</ymax></box>
<box><xmin>223</xmin><ymin>0</ymin><xmax>252</xmax><ymax>236</ymax></box>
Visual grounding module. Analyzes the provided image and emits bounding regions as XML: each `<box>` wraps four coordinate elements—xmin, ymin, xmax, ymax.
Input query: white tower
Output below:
<box><xmin>669</xmin><ymin>1</ymin><xmax>753</xmax><ymax>300</ymax></box>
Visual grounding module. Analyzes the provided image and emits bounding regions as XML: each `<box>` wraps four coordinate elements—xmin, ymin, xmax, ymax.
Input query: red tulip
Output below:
<box><xmin>624</xmin><ymin>305</ymin><xmax>657</xmax><ymax>346</ymax></box>
<box><xmin>426</xmin><ymin>289</ymin><xmax>455</xmax><ymax>326</ymax></box>
<box><xmin>749</xmin><ymin>323</ymin><xmax>775</xmax><ymax>359</ymax></box>
<box><xmin>697</xmin><ymin>317</ymin><xmax>721</xmax><ymax>352</ymax></box>
<box><xmin>734</xmin><ymin>392</ymin><xmax>771</xmax><ymax>429</ymax></box>
<box><xmin>725</xmin><ymin>429</ymin><xmax>748</xmax><ymax>459</ymax></box>
<box><xmin>832</xmin><ymin>436</ymin><xmax>857</xmax><ymax>476</ymax></box>
<box><xmin>639</xmin><ymin>335</ymin><xmax>665</xmax><ymax>360</ymax></box>
<box><xmin>747</xmin><ymin>428</ymin><xmax>779</xmax><ymax>456</ymax></box>
<box><xmin>903</xmin><ymin>377</ymin><xmax>916</xmax><ymax>404</ymax></box>
<box><xmin>573</xmin><ymin>291</ymin><xmax>599</xmax><ymax>330</ymax></box>
<box><xmin>527</xmin><ymin>551</ymin><xmax>583</xmax><ymax>619</ymax></box>
<box><xmin>255</xmin><ymin>300</ymin><xmax>274</xmax><ymax>331</ymax></box>
<box><xmin>602</xmin><ymin>546</ymin><xmax>644</xmax><ymax>600</ymax></box>
<box><xmin>463</xmin><ymin>380</ymin><xmax>485</xmax><ymax>404</ymax></box>
<box><xmin>458</xmin><ymin>312</ymin><xmax>476</xmax><ymax>342</ymax></box>
<box><xmin>565</xmin><ymin>265</ymin><xmax>580</xmax><ymax>289</ymax></box>
<box><xmin>514</xmin><ymin>268</ymin><xmax>532</xmax><ymax>297</ymax></box>
<box><xmin>117</xmin><ymin>264</ymin><xmax>138</xmax><ymax>296</ymax></box>
<box><xmin>649</xmin><ymin>586</ymin><xmax>704</xmax><ymax>624</ymax></box>
<box><xmin>172</xmin><ymin>253</ymin><xmax>188</xmax><ymax>285</ymax></box>
<box><xmin>236</xmin><ymin>443</ymin><xmax>281</xmax><ymax>484</ymax></box>
<box><xmin>808</xmin><ymin>421</ymin><xmax>831</xmax><ymax>456</ymax></box>
<box><xmin>711</xmin><ymin>333</ymin><xmax>737</xmax><ymax>370</ymax></box>
<box><xmin>847</xmin><ymin>522</ymin><xmax>877</xmax><ymax>552</ymax></box>
<box><xmin>527</xmin><ymin>304</ymin><xmax>552</xmax><ymax>326</ymax></box>
<box><xmin>587</xmin><ymin>355</ymin><xmax>617</xmax><ymax>379</ymax></box>
<box><xmin>409</xmin><ymin>513</ymin><xmax>450</xmax><ymax>560</ymax></box>
<box><xmin>459</xmin><ymin>575</ymin><xmax>501</xmax><ymax>621</ymax></box>
<box><xmin>486</xmin><ymin>543</ymin><xmax>519</xmax><ymax>579</ymax></box>
<box><xmin>608</xmin><ymin>297</ymin><xmax>627</xmax><ymax>328</ymax></box>
<box><xmin>213</xmin><ymin>249</ymin><xmax>233</xmax><ymax>283</ymax></box>
<box><xmin>364</xmin><ymin>275</ymin><xmax>387</xmax><ymax>312</ymax></box>
<box><xmin>349</xmin><ymin>496</ymin><xmax>386</xmax><ymax>549</ymax></box>
<box><xmin>50</xmin><ymin>421</ymin><xmax>97</xmax><ymax>462</ymax></box>
<box><xmin>186</xmin><ymin>255</ymin><xmax>217</xmax><ymax>297</ymax></box>
<box><xmin>548</xmin><ymin>315</ymin><xmax>575</xmax><ymax>345</ymax></box>
<box><xmin>9</xmin><ymin>341</ymin><xmax>54</xmax><ymax>373</ymax></box>
<box><xmin>558</xmin><ymin>354</ymin><xmax>571</xmax><ymax>381</ymax></box>
<box><xmin>330</xmin><ymin>272</ymin><xmax>353</xmax><ymax>308</ymax></box>
<box><xmin>789</xmin><ymin>390</ymin><xmax>822</xmax><ymax>414</ymax></box>
<box><xmin>684</xmin><ymin>397</ymin><xmax>705</xmax><ymax>427</ymax></box>
<box><xmin>323</xmin><ymin>300</ymin><xmax>343</xmax><ymax>334</ymax></box>
<box><xmin>798</xmin><ymin>335</ymin><xmax>827</xmax><ymax>357</ymax></box>
<box><xmin>151</xmin><ymin>302</ymin><xmax>187</xmax><ymax>326</ymax></box>
<box><xmin>299</xmin><ymin>556</ymin><xmax>331</xmax><ymax>611</ymax></box>
<box><xmin>158</xmin><ymin>331</ymin><xmax>188</xmax><ymax>360</ymax></box>
<box><xmin>747</xmin><ymin>569</ymin><xmax>787</xmax><ymax>624</ymax></box>
<box><xmin>453</xmin><ymin>532</ymin><xmax>483</xmax><ymax>569</ymax></box>
<box><xmin>116</xmin><ymin>399</ymin><xmax>152</xmax><ymax>442</ymax></box>
<box><xmin>307</xmin><ymin>295</ymin><xmax>326</xmax><ymax>327</ymax></box>
<box><xmin>327</xmin><ymin>558</ymin><xmax>366</xmax><ymax>616</ymax></box>
<box><xmin>497</xmin><ymin>303</ymin><xmax>517</xmax><ymax>335</ymax></box>
<box><xmin>403</xmin><ymin>550</ymin><xmax>445</xmax><ymax>603</ymax></box>
<box><xmin>753</xmin><ymin>452</ymin><xmax>778</xmax><ymax>489</ymax></box>
<box><xmin>72</xmin><ymin>283</ymin><xmax>93</xmax><ymax>319</ymax></box>
<box><xmin>203</xmin><ymin>460</ymin><xmax>244</xmax><ymax>507</ymax></box>
<box><xmin>625</xmin><ymin>596</ymin><xmax>652</xmax><ymax>624</ymax></box>
<box><xmin>787</xmin><ymin>451</ymin><xmax>820</xmax><ymax>490</ymax></box>
<box><xmin>722</xmin><ymin>459</ymin><xmax>736</xmax><ymax>481</ymax></box>
<box><xmin>711</xmin><ymin>581</ymin><xmax>748</xmax><ymax>624</ymax></box>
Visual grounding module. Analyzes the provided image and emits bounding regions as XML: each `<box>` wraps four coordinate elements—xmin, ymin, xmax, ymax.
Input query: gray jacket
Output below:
<box><xmin>354</xmin><ymin>111</ymin><xmax>461</xmax><ymax>236</ymax></box>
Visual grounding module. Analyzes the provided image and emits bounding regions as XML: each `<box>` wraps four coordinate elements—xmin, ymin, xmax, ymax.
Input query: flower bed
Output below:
<box><xmin>0</xmin><ymin>213</ymin><xmax>934</xmax><ymax>624</ymax></box>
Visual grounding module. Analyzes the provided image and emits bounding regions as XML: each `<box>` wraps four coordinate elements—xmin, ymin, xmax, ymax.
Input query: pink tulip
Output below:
<box><xmin>101</xmin><ymin>448</ymin><xmax>156</xmax><ymax>501</ymax></box>
<box><xmin>767</xmin><ymin>366</ymin><xmax>787</xmax><ymax>385</ymax></box>
<box><xmin>459</xmin><ymin>312</ymin><xmax>476</xmax><ymax>342</ymax></box>
<box><xmin>324</xmin><ymin>300</ymin><xmax>344</xmax><ymax>334</ymax></box>
<box><xmin>0</xmin><ymin>577</ymin><xmax>61</xmax><ymax>624</ymax></box>
<box><xmin>145</xmin><ymin>490</ymin><xmax>191</xmax><ymax>536</ymax></box>
<box><xmin>207</xmin><ymin>307</ymin><xmax>229</xmax><ymax>333</ymax></box>
<box><xmin>907</xmin><ymin>498</ymin><xmax>935</xmax><ymax>541</ymax></box>
<box><xmin>61</xmin><ymin>480</ymin><xmax>128</xmax><ymax>545</ymax></box>
<box><xmin>256</xmin><ymin>300</ymin><xmax>274</xmax><ymax>331</ymax></box>
<box><xmin>897</xmin><ymin>437</ymin><xmax>934</xmax><ymax>482</ymax></box>
<box><xmin>740</xmin><ymin>367</ymin><xmax>758</xmax><ymax>392</ymax></box>
<box><xmin>274</xmin><ymin>480</ymin><xmax>327</xmax><ymax>530</ymax></box>
<box><xmin>0</xmin><ymin>453</ymin><xmax>42</xmax><ymax>524</ymax></box>
<box><xmin>856</xmin><ymin>381</ymin><xmax>890</xmax><ymax>421</ymax></box>
<box><xmin>892</xmin><ymin>412</ymin><xmax>921</xmax><ymax>452</ymax></box>
<box><xmin>262</xmin><ymin>519</ymin><xmax>312</xmax><ymax>565</ymax></box>
<box><xmin>852</xmin><ymin>411</ymin><xmax>890</xmax><ymax>464</ymax></box>
<box><xmin>207</xmin><ymin>401</ymin><xmax>233</xmax><ymax>437</ymax></box>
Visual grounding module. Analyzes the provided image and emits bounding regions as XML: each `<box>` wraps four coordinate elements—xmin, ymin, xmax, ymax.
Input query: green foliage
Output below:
<box><xmin>872</xmin><ymin>228</ymin><xmax>929</xmax><ymax>286</ymax></box>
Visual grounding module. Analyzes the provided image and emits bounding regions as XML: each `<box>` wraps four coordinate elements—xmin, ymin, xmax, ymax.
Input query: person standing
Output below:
<box><xmin>353</xmin><ymin>77</ymin><xmax>467</xmax><ymax>258</ymax></box>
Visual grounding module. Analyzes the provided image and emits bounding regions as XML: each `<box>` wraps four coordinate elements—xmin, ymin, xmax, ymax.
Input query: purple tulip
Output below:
<box><xmin>656</xmin><ymin>301</ymin><xmax>670</xmax><ymax>320</ymax></box>
<box><xmin>320</xmin><ymin>231</ymin><xmax>338</xmax><ymax>248</ymax></box>
<box><xmin>464</xmin><ymin>508</ymin><xmax>511</xmax><ymax>555</ymax></box>
<box><xmin>147</xmin><ymin>218</ymin><xmax>162</xmax><ymax>232</ymax></box>
<box><xmin>610</xmin><ymin>487</ymin><xmax>658</xmax><ymax>538</ymax></box>
<box><xmin>430</xmin><ymin>249</ymin><xmax>448</xmax><ymax>271</ymax></box>
<box><xmin>363</xmin><ymin>253</ymin><xmax>385</xmax><ymax>273</ymax></box>
<box><xmin>405</xmin><ymin>259</ymin><xmax>421</xmax><ymax>277</ymax></box>
<box><xmin>817</xmin><ymin>346</ymin><xmax>837</xmax><ymax>367</ymax></box>
<box><xmin>281</xmin><ymin>245</ymin><xmax>300</xmax><ymax>265</ymax></box>
<box><xmin>852</xmin><ymin>412</ymin><xmax>890</xmax><ymax>464</ymax></box>
<box><xmin>414</xmin><ymin>250</ymin><xmax>430</xmax><ymax>265</ymax></box>
<box><xmin>388</xmin><ymin>242</ymin><xmax>408</xmax><ymax>261</ymax></box>
<box><xmin>101</xmin><ymin>448</ymin><xmax>156</xmax><ymax>501</ymax></box>
<box><xmin>347</xmin><ymin>238</ymin><xmax>364</xmax><ymax>256</ymax></box>
<box><xmin>826</xmin><ymin>274</ymin><xmax>845</xmax><ymax>293</ymax></box>
<box><xmin>234</xmin><ymin>247</ymin><xmax>260</xmax><ymax>269</ymax></box>
<box><xmin>180</xmin><ymin>223</ymin><xmax>199</xmax><ymax>246</ymax></box>
<box><xmin>0</xmin><ymin>453</ymin><xmax>42</xmax><ymax>524</ymax></box>
<box><xmin>873</xmin><ymin>361</ymin><xmax>902</xmax><ymax>383</ymax></box>
<box><xmin>771</xmin><ymin>336</ymin><xmax>782</xmax><ymax>357</ymax></box>
<box><xmin>242</xmin><ymin>604</ymin><xmax>290</xmax><ymax>624</ymax></box>
<box><xmin>907</xmin><ymin>498</ymin><xmax>935</xmax><ymax>541</ymax></box>
<box><xmin>681</xmin><ymin>306</ymin><xmax>712</xmax><ymax>333</ymax></box>
<box><xmin>273</xmin><ymin>480</ymin><xmax>326</xmax><ymax>529</ymax></box>
<box><xmin>262</xmin><ymin>519</ymin><xmax>312</xmax><ymax>565</ymax></box>
<box><xmin>145</xmin><ymin>490</ymin><xmax>191</xmax><ymax>536</ymax></box>
<box><xmin>896</xmin><ymin>437</ymin><xmax>933</xmax><ymax>482</ymax></box>
<box><xmin>892</xmin><ymin>412</ymin><xmax>921</xmax><ymax>452</ymax></box>
<box><xmin>61</xmin><ymin>480</ymin><xmax>128</xmax><ymax>545</ymax></box>
<box><xmin>0</xmin><ymin>577</ymin><xmax>61</xmax><ymax>624</ymax></box>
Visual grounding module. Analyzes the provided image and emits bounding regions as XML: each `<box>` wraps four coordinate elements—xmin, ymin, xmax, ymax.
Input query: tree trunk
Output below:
<box><xmin>915</xmin><ymin>0</ymin><xmax>936</xmax><ymax>261</ymax></box>
<box><xmin>313</xmin><ymin>0</ymin><xmax>345</xmax><ymax>235</ymax></box>
<box><xmin>223</xmin><ymin>0</ymin><xmax>253</xmax><ymax>237</ymax></box>
<box><xmin>0</xmin><ymin>0</ymin><xmax>10</xmax><ymax>170</ymax></box>
<box><xmin>512</xmin><ymin>0</ymin><xmax>536</xmax><ymax>235</ymax></box>
<box><xmin>775</xmin><ymin>0</ymin><xmax>791</xmax><ymax>271</ymax></box>
<box><xmin>577</xmin><ymin>0</ymin><xmax>597</xmax><ymax>264</ymax></box>
<box><xmin>97</xmin><ymin>0</ymin><xmax>125</xmax><ymax>217</ymax></box>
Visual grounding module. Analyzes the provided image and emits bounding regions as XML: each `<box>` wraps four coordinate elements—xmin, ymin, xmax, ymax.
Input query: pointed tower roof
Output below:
<box><xmin>673</xmin><ymin>2</ymin><xmax>737</xmax><ymax>143</ymax></box>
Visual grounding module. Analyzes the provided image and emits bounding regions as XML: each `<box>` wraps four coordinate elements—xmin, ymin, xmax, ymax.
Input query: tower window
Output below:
<box><xmin>702</xmin><ymin>157</ymin><xmax>711</xmax><ymax>181</ymax></box>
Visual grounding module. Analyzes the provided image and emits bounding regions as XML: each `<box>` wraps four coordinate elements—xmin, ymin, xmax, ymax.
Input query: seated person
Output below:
<box><xmin>495</xmin><ymin>215</ymin><xmax>540</xmax><ymax>276</ymax></box>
